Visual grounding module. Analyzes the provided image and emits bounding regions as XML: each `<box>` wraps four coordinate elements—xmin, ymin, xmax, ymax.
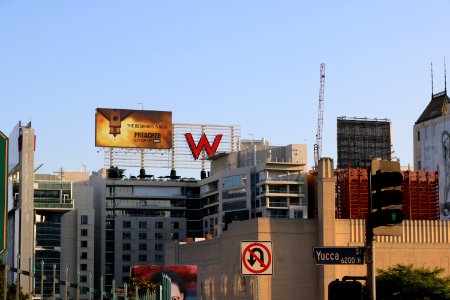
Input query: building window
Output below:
<box><xmin>418</xmin><ymin>160</ymin><xmax>421</xmax><ymax>170</ymax></box>
<box><xmin>171</xmin><ymin>222</ymin><xmax>179</xmax><ymax>229</ymax></box>
<box><xmin>155</xmin><ymin>243</ymin><xmax>163</xmax><ymax>251</ymax></box>
<box><xmin>123</xmin><ymin>243</ymin><xmax>131</xmax><ymax>251</ymax></box>
<box><xmin>139</xmin><ymin>232</ymin><xmax>147</xmax><ymax>240</ymax></box>
<box><xmin>294</xmin><ymin>210</ymin><xmax>304</xmax><ymax>219</ymax></box>
<box><xmin>81</xmin><ymin>229</ymin><xmax>88</xmax><ymax>236</ymax></box>
<box><xmin>171</xmin><ymin>232</ymin><xmax>179</xmax><ymax>240</ymax></box>
<box><xmin>122</xmin><ymin>266</ymin><xmax>130</xmax><ymax>273</ymax></box>
<box><xmin>81</xmin><ymin>252</ymin><xmax>87</xmax><ymax>259</ymax></box>
<box><xmin>123</xmin><ymin>276</ymin><xmax>130</xmax><ymax>284</ymax></box>
<box><xmin>417</xmin><ymin>131</ymin><xmax>420</xmax><ymax>141</ymax></box>
<box><xmin>81</xmin><ymin>215</ymin><xmax>88</xmax><ymax>225</ymax></box>
<box><xmin>81</xmin><ymin>241</ymin><xmax>88</xmax><ymax>248</ymax></box>
<box><xmin>155</xmin><ymin>254</ymin><xmax>163</xmax><ymax>263</ymax></box>
<box><xmin>139</xmin><ymin>221</ymin><xmax>147</xmax><ymax>229</ymax></box>
<box><xmin>155</xmin><ymin>233</ymin><xmax>163</xmax><ymax>240</ymax></box>
<box><xmin>123</xmin><ymin>221</ymin><xmax>131</xmax><ymax>228</ymax></box>
<box><xmin>122</xmin><ymin>254</ymin><xmax>131</xmax><ymax>261</ymax></box>
<box><xmin>139</xmin><ymin>243</ymin><xmax>147</xmax><ymax>251</ymax></box>
<box><xmin>155</xmin><ymin>221</ymin><xmax>163</xmax><ymax>229</ymax></box>
<box><xmin>80</xmin><ymin>275</ymin><xmax>87</xmax><ymax>283</ymax></box>
<box><xmin>80</xmin><ymin>264</ymin><xmax>87</xmax><ymax>271</ymax></box>
<box><xmin>139</xmin><ymin>254</ymin><xmax>147</xmax><ymax>262</ymax></box>
<box><xmin>123</xmin><ymin>232</ymin><xmax>131</xmax><ymax>240</ymax></box>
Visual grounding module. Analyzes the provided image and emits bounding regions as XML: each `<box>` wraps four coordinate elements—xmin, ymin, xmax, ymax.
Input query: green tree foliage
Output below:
<box><xmin>376</xmin><ymin>264</ymin><xmax>450</xmax><ymax>300</ymax></box>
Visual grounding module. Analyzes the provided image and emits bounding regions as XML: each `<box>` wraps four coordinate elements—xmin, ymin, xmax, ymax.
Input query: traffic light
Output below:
<box><xmin>328</xmin><ymin>279</ymin><xmax>362</xmax><ymax>300</ymax></box>
<box><xmin>369</xmin><ymin>160</ymin><xmax>404</xmax><ymax>236</ymax></box>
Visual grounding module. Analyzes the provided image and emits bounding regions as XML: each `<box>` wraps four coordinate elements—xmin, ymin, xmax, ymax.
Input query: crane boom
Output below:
<box><xmin>314</xmin><ymin>63</ymin><xmax>325</xmax><ymax>169</ymax></box>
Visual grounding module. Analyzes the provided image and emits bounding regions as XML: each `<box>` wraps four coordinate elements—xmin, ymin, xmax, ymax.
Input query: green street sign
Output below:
<box><xmin>0</xmin><ymin>131</ymin><xmax>7</xmax><ymax>253</ymax></box>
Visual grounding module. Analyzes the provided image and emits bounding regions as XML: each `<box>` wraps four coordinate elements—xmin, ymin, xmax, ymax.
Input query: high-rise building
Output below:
<box><xmin>414</xmin><ymin>90</ymin><xmax>450</xmax><ymax>219</ymax></box>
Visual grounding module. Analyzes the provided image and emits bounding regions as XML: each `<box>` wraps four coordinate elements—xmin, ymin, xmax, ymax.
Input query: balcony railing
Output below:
<box><xmin>34</xmin><ymin>198</ymin><xmax>74</xmax><ymax>209</ymax></box>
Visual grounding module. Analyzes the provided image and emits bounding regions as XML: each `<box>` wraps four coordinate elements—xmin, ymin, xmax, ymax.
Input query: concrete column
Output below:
<box><xmin>317</xmin><ymin>158</ymin><xmax>336</xmax><ymax>300</ymax></box>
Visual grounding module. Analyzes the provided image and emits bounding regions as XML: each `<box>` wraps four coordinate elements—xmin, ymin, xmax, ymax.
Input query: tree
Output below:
<box><xmin>376</xmin><ymin>264</ymin><xmax>450</xmax><ymax>300</ymax></box>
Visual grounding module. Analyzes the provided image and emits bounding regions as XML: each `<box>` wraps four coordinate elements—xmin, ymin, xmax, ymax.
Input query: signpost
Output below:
<box><xmin>0</xmin><ymin>131</ymin><xmax>8</xmax><ymax>253</ymax></box>
<box><xmin>241</xmin><ymin>241</ymin><xmax>273</xmax><ymax>275</ymax></box>
<box><xmin>312</xmin><ymin>247</ymin><xmax>365</xmax><ymax>265</ymax></box>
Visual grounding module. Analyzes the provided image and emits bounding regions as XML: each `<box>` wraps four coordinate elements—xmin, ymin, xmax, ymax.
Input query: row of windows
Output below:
<box><xmin>122</xmin><ymin>243</ymin><xmax>164</xmax><ymax>251</ymax></box>
<box><xmin>122</xmin><ymin>232</ymin><xmax>179</xmax><ymax>240</ymax></box>
<box><xmin>122</xmin><ymin>221</ymin><xmax>178</xmax><ymax>229</ymax></box>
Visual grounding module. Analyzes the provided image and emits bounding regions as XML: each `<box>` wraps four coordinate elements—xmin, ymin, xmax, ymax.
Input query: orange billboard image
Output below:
<box><xmin>95</xmin><ymin>108</ymin><xmax>173</xmax><ymax>149</ymax></box>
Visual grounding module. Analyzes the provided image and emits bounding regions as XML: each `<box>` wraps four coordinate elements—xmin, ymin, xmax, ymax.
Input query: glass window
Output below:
<box><xmin>81</xmin><ymin>240</ymin><xmax>88</xmax><ymax>248</ymax></box>
<box><xmin>81</xmin><ymin>215</ymin><xmax>88</xmax><ymax>225</ymax></box>
<box><xmin>80</xmin><ymin>275</ymin><xmax>87</xmax><ymax>283</ymax></box>
<box><xmin>155</xmin><ymin>232</ymin><xmax>163</xmax><ymax>240</ymax></box>
<box><xmin>139</xmin><ymin>243</ymin><xmax>147</xmax><ymax>251</ymax></box>
<box><xmin>122</xmin><ymin>266</ymin><xmax>130</xmax><ymax>273</ymax></box>
<box><xmin>171</xmin><ymin>232</ymin><xmax>179</xmax><ymax>240</ymax></box>
<box><xmin>123</xmin><ymin>221</ymin><xmax>131</xmax><ymax>228</ymax></box>
<box><xmin>123</xmin><ymin>243</ymin><xmax>131</xmax><ymax>251</ymax></box>
<box><xmin>80</xmin><ymin>264</ymin><xmax>87</xmax><ymax>271</ymax></box>
<box><xmin>81</xmin><ymin>252</ymin><xmax>87</xmax><ymax>259</ymax></box>
<box><xmin>155</xmin><ymin>221</ymin><xmax>163</xmax><ymax>229</ymax></box>
<box><xmin>122</xmin><ymin>254</ymin><xmax>131</xmax><ymax>261</ymax></box>
<box><xmin>139</xmin><ymin>254</ymin><xmax>147</xmax><ymax>262</ymax></box>
<box><xmin>81</xmin><ymin>229</ymin><xmax>88</xmax><ymax>236</ymax></box>
<box><xmin>172</xmin><ymin>222</ymin><xmax>179</xmax><ymax>229</ymax></box>
<box><xmin>139</xmin><ymin>232</ymin><xmax>147</xmax><ymax>240</ymax></box>
<box><xmin>155</xmin><ymin>254</ymin><xmax>163</xmax><ymax>263</ymax></box>
<box><xmin>123</xmin><ymin>232</ymin><xmax>131</xmax><ymax>240</ymax></box>
<box><xmin>155</xmin><ymin>243</ymin><xmax>163</xmax><ymax>251</ymax></box>
<box><xmin>139</xmin><ymin>221</ymin><xmax>147</xmax><ymax>229</ymax></box>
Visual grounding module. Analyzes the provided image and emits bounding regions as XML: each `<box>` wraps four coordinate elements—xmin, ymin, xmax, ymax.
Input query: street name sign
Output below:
<box><xmin>241</xmin><ymin>241</ymin><xmax>273</xmax><ymax>275</ymax></box>
<box><xmin>0</xmin><ymin>131</ymin><xmax>8</xmax><ymax>253</ymax></box>
<box><xmin>313</xmin><ymin>246</ymin><xmax>365</xmax><ymax>265</ymax></box>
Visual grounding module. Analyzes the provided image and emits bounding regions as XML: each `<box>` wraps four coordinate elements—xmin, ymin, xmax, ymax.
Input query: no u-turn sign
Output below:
<box><xmin>241</xmin><ymin>241</ymin><xmax>273</xmax><ymax>275</ymax></box>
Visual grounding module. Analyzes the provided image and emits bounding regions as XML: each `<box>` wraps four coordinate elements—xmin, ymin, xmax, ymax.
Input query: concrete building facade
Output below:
<box><xmin>166</xmin><ymin>158</ymin><xmax>450</xmax><ymax>300</ymax></box>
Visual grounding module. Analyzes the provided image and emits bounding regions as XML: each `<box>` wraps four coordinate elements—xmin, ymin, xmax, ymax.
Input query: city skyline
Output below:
<box><xmin>1</xmin><ymin>1</ymin><xmax>449</xmax><ymax>176</ymax></box>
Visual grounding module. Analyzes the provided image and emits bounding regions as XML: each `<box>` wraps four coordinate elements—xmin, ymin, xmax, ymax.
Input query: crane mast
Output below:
<box><xmin>314</xmin><ymin>63</ymin><xmax>325</xmax><ymax>169</ymax></box>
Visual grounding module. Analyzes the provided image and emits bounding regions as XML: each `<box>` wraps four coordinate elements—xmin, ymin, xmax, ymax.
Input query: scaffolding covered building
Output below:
<box><xmin>336</xmin><ymin>168</ymin><xmax>440</xmax><ymax>220</ymax></box>
<box><xmin>337</xmin><ymin>117</ymin><xmax>392</xmax><ymax>169</ymax></box>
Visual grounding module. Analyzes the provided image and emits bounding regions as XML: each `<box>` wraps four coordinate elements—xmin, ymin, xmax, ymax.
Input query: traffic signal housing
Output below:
<box><xmin>328</xmin><ymin>279</ymin><xmax>362</xmax><ymax>300</ymax></box>
<box><xmin>370</xmin><ymin>160</ymin><xmax>404</xmax><ymax>236</ymax></box>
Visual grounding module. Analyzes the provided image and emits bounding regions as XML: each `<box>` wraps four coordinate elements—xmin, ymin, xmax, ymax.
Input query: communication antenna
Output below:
<box><xmin>431</xmin><ymin>62</ymin><xmax>434</xmax><ymax>97</ymax></box>
<box><xmin>445</xmin><ymin>57</ymin><xmax>447</xmax><ymax>94</ymax></box>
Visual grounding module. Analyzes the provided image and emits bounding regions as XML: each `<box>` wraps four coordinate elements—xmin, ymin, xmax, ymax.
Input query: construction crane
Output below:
<box><xmin>314</xmin><ymin>63</ymin><xmax>325</xmax><ymax>170</ymax></box>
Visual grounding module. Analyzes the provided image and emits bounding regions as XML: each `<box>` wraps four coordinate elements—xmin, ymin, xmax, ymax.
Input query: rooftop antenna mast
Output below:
<box><xmin>314</xmin><ymin>63</ymin><xmax>325</xmax><ymax>170</ymax></box>
<box><xmin>431</xmin><ymin>62</ymin><xmax>434</xmax><ymax>97</ymax></box>
<box><xmin>445</xmin><ymin>57</ymin><xmax>447</xmax><ymax>94</ymax></box>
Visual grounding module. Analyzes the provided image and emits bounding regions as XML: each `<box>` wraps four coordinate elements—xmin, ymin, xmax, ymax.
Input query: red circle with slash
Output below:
<box><xmin>242</xmin><ymin>242</ymin><xmax>272</xmax><ymax>274</ymax></box>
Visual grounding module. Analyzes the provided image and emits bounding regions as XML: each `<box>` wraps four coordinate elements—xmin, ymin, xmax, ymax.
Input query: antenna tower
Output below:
<box><xmin>314</xmin><ymin>63</ymin><xmax>325</xmax><ymax>169</ymax></box>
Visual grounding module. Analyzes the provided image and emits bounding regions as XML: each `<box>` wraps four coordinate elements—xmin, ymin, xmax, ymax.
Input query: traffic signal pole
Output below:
<box><xmin>366</xmin><ymin>166</ymin><xmax>376</xmax><ymax>300</ymax></box>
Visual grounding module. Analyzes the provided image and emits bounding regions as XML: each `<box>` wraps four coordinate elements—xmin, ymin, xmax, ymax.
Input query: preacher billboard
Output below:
<box><xmin>95</xmin><ymin>108</ymin><xmax>172</xmax><ymax>149</ymax></box>
<box><xmin>131</xmin><ymin>265</ymin><xmax>197</xmax><ymax>300</ymax></box>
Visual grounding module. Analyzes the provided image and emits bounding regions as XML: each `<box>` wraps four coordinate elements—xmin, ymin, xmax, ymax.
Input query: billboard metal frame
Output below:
<box><xmin>100</xmin><ymin>123</ymin><xmax>241</xmax><ymax>171</ymax></box>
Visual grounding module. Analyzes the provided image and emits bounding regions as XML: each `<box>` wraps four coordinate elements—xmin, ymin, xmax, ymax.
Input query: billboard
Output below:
<box><xmin>131</xmin><ymin>265</ymin><xmax>197</xmax><ymax>300</ymax></box>
<box><xmin>95</xmin><ymin>108</ymin><xmax>172</xmax><ymax>149</ymax></box>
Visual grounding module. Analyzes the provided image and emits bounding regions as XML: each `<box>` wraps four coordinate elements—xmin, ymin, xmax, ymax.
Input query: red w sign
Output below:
<box><xmin>185</xmin><ymin>133</ymin><xmax>223</xmax><ymax>160</ymax></box>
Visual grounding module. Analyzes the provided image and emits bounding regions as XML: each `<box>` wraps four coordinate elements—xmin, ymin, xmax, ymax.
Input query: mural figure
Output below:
<box><xmin>441</xmin><ymin>130</ymin><xmax>450</xmax><ymax>217</ymax></box>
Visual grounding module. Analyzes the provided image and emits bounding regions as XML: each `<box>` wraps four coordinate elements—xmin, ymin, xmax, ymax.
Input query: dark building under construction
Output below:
<box><xmin>337</xmin><ymin>117</ymin><xmax>392</xmax><ymax>169</ymax></box>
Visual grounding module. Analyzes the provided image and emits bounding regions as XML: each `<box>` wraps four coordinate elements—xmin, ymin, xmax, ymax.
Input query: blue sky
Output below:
<box><xmin>0</xmin><ymin>1</ymin><xmax>449</xmax><ymax>177</ymax></box>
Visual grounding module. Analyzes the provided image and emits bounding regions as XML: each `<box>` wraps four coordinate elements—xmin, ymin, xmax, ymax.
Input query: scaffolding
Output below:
<box><xmin>336</xmin><ymin>168</ymin><xmax>440</xmax><ymax>220</ymax></box>
<box><xmin>337</xmin><ymin>117</ymin><xmax>392</xmax><ymax>169</ymax></box>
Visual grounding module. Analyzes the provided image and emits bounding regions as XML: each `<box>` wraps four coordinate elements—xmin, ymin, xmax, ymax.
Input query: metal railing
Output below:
<box><xmin>0</xmin><ymin>256</ymin><xmax>173</xmax><ymax>300</ymax></box>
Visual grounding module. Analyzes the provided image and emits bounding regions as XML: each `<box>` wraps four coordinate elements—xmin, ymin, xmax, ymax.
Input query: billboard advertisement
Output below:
<box><xmin>420</xmin><ymin>118</ymin><xmax>450</xmax><ymax>219</ymax></box>
<box><xmin>95</xmin><ymin>108</ymin><xmax>172</xmax><ymax>149</ymax></box>
<box><xmin>131</xmin><ymin>265</ymin><xmax>197</xmax><ymax>300</ymax></box>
